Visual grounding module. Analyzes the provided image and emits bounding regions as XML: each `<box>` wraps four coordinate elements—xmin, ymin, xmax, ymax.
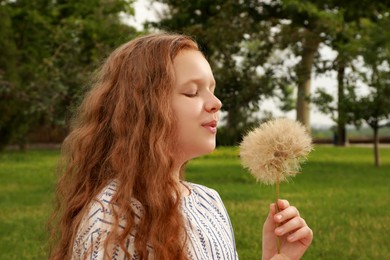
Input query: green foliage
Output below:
<box><xmin>0</xmin><ymin>0</ymin><xmax>138</xmax><ymax>149</ymax></box>
<box><xmin>216</xmin><ymin>119</ymin><xmax>265</xmax><ymax>146</ymax></box>
<box><xmin>2</xmin><ymin>0</ymin><xmax>390</xmax><ymax>150</ymax></box>
<box><xmin>0</xmin><ymin>4</ymin><xmax>22</xmax><ymax>149</ymax></box>
<box><xmin>151</xmin><ymin>0</ymin><xmax>354</xmax><ymax>130</ymax></box>
<box><xmin>312</xmin><ymin>3</ymin><xmax>390</xmax><ymax>147</ymax></box>
<box><xmin>152</xmin><ymin>0</ymin><xmax>281</xmax><ymax>131</ymax></box>
<box><xmin>155</xmin><ymin>0</ymin><xmax>390</xmax><ymax>134</ymax></box>
<box><xmin>1</xmin><ymin>146</ymin><xmax>390</xmax><ymax>259</ymax></box>
<box><xmin>344</xmin><ymin>15</ymin><xmax>390</xmax><ymax>130</ymax></box>
<box><xmin>216</xmin><ymin>125</ymin><xmax>249</xmax><ymax>147</ymax></box>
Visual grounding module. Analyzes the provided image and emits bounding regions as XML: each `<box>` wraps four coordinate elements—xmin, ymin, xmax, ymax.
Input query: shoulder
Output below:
<box><xmin>78</xmin><ymin>180</ymin><xmax>142</xmax><ymax>231</ymax></box>
<box><xmin>187</xmin><ymin>182</ymin><xmax>219</xmax><ymax>197</ymax></box>
<box><xmin>185</xmin><ymin>182</ymin><xmax>225</xmax><ymax>207</ymax></box>
<box><xmin>73</xmin><ymin>181</ymin><xmax>119</xmax><ymax>251</ymax></box>
<box><xmin>72</xmin><ymin>181</ymin><xmax>141</xmax><ymax>258</ymax></box>
<box><xmin>81</xmin><ymin>181</ymin><xmax>118</xmax><ymax>227</ymax></box>
<box><xmin>83</xmin><ymin>181</ymin><xmax>120</xmax><ymax>225</ymax></box>
<box><xmin>185</xmin><ymin>182</ymin><xmax>218</xmax><ymax>195</ymax></box>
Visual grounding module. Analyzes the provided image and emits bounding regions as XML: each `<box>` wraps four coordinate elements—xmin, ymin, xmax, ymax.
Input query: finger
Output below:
<box><xmin>275</xmin><ymin>216</ymin><xmax>305</xmax><ymax>236</ymax></box>
<box><xmin>287</xmin><ymin>226</ymin><xmax>313</xmax><ymax>245</ymax></box>
<box><xmin>269</xmin><ymin>203</ymin><xmax>275</xmax><ymax>214</ymax></box>
<box><xmin>274</xmin><ymin>205</ymin><xmax>299</xmax><ymax>223</ymax></box>
<box><xmin>264</xmin><ymin>204</ymin><xmax>277</xmax><ymax>230</ymax></box>
<box><xmin>270</xmin><ymin>199</ymin><xmax>290</xmax><ymax>215</ymax></box>
<box><xmin>277</xmin><ymin>199</ymin><xmax>290</xmax><ymax>211</ymax></box>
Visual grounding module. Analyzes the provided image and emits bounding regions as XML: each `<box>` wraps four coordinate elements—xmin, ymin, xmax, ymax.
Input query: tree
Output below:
<box><xmin>347</xmin><ymin>74</ymin><xmax>390</xmax><ymax>167</ymax></box>
<box><xmin>348</xmin><ymin>15</ymin><xmax>390</xmax><ymax>166</ymax></box>
<box><xmin>0</xmin><ymin>4</ymin><xmax>18</xmax><ymax>149</ymax></box>
<box><xmin>314</xmin><ymin>12</ymin><xmax>390</xmax><ymax>165</ymax></box>
<box><xmin>312</xmin><ymin>13</ymin><xmax>361</xmax><ymax>146</ymax></box>
<box><xmin>0</xmin><ymin>0</ymin><xmax>137</xmax><ymax>150</ymax></box>
<box><xmin>0</xmin><ymin>0</ymin><xmax>52</xmax><ymax>149</ymax></box>
<box><xmin>313</xmin><ymin>1</ymin><xmax>390</xmax><ymax>146</ymax></box>
<box><xmin>246</xmin><ymin>0</ymin><xmax>346</xmax><ymax>130</ymax></box>
<box><xmin>153</xmin><ymin>0</ymin><xmax>353</xmax><ymax>134</ymax></box>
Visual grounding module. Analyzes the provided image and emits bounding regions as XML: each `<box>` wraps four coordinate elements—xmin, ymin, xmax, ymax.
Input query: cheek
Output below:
<box><xmin>176</xmin><ymin>109</ymin><xmax>196</xmax><ymax>134</ymax></box>
<box><xmin>175</xmin><ymin>107</ymin><xmax>197</xmax><ymax>137</ymax></box>
<box><xmin>175</xmin><ymin>100</ymin><xmax>201</xmax><ymax>120</ymax></box>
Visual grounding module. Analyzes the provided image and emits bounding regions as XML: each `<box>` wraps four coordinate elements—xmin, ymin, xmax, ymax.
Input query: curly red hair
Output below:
<box><xmin>49</xmin><ymin>33</ymin><xmax>199</xmax><ymax>260</ymax></box>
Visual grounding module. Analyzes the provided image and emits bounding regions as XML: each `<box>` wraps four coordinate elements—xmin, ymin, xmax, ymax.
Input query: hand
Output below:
<box><xmin>269</xmin><ymin>253</ymin><xmax>290</xmax><ymax>260</ymax></box>
<box><xmin>262</xmin><ymin>199</ymin><xmax>313</xmax><ymax>260</ymax></box>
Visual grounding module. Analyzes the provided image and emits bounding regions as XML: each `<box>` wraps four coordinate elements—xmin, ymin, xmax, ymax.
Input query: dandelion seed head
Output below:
<box><xmin>239</xmin><ymin>118</ymin><xmax>313</xmax><ymax>185</ymax></box>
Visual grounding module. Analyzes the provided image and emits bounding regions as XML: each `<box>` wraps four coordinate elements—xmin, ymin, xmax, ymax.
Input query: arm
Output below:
<box><xmin>262</xmin><ymin>199</ymin><xmax>313</xmax><ymax>260</ymax></box>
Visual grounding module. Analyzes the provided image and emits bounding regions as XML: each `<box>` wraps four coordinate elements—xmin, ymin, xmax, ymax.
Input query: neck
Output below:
<box><xmin>172</xmin><ymin>163</ymin><xmax>191</xmax><ymax>196</ymax></box>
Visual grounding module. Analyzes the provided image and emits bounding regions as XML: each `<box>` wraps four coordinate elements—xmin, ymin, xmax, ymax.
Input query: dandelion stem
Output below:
<box><xmin>275</xmin><ymin>175</ymin><xmax>281</xmax><ymax>254</ymax></box>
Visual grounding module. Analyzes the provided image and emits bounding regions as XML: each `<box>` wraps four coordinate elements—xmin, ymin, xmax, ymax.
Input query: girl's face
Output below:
<box><xmin>172</xmin><ymin>50</ymin><xmax>222</xmax><ymax>163</ymax></box>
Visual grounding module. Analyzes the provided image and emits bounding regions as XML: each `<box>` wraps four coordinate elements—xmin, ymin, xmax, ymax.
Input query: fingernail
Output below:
<box><xmin>275</xmin><ymin>214</ymin><xmax>282</xmax><ymax>221</ymax></box>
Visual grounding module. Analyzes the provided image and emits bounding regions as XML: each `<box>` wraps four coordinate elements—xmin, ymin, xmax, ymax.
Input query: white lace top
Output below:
<box><xmin>72</xmin><ymin>181</ymin><xmax>238</xmax><ymax>260</ymax></box>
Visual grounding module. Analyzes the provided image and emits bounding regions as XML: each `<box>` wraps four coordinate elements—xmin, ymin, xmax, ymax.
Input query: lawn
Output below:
<box><xmin>0</xmin><ymin>146</ymin><xmax>389</xmax><ymax>259</ymax></box>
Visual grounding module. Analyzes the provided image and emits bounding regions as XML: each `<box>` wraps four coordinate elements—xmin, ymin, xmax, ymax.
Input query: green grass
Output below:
<box><xmin>1</xmin><ymin>146</ymin><xmax>389</xmax><ymax>259</ymax></box>
<box><xmin>187</xmin><ymin>146</ymin><xmax>390</xmax><ymax>260</ymax></box>
<box><xmin>0</xmin><ymin>150</ymin><xmax>59</xmax><ymax>259</ymax></box>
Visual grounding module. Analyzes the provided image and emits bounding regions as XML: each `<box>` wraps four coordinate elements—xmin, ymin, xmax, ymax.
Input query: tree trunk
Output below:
<box><xmin>226</xmin><ymin>108</ymin><xmax>238</xmax><ymax>129</ymax></box>
<box><xmin>296</xmin><ymin>31</ymin><xmax>320</xmax><ymax>131</ymax></box>
<box><xmin>337</xmin><ymin>61</ymin><xmax>347</xmax><ymax>146</ymax></box>
<box><xmin>225</xmin><ymin>108</ymin><xmax>243</xmax><ymax>145</ymax></box>
<box><xmin>373</xmin><ymin>126</ymin><xmax>380</xmax><ymax>167</ymax></box>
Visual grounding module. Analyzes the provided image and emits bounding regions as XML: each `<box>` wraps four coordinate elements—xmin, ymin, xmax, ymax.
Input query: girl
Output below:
<box><xmin>49</xmin><ymin>33</ymin><xmax>313</xmax><ymax>260</ymax></box>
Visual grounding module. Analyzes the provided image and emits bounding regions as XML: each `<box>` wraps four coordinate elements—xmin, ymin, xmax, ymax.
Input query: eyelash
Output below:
<box><xmin>183</xmin><ymin>86</ymin><xmax>215</xmax><ymax>98</ymax></box>
<box><xmin>184</xmin><ymin>92</ymin><xmax>198</xmax><ymax>97</ymax></box>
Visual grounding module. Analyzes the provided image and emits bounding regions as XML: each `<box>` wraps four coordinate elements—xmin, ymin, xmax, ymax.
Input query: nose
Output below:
<box><xmin>205</xmin><ymin>94</ymin><xmax>222</xmax><ymax>113</ymax></box>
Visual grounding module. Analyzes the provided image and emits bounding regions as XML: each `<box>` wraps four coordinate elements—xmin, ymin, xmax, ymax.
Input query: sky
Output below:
<box><xmin>126</xmin><ymin>0</ymin><xmax>337</xmax><ymax>128</ymax></box>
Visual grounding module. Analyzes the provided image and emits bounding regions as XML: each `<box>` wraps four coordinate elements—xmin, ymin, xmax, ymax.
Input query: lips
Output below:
<box><xmin>202</xmin><ymin>120</ymin><xmax>218</xmax><ymax>133</ymax></box>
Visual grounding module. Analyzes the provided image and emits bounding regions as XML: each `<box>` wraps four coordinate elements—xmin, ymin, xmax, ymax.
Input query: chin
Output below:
<box><xmin>201</xmin><ymin>142</ymin><xmax>217</xmax><ymax>155</ymax></box>
<box><xmin>188</xmin><ymin>145</ymin><xmax>216</xmax><ymax>160</ymax></box>
<box><xmin>180</xmin><ymin>139</ymin><xmax>217</xmax><ymax>160</ymax></box>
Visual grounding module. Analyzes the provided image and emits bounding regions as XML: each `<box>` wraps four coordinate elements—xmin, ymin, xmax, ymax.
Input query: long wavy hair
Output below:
<box><xmin>49</xmin><ymin>33</ymin><xmax>199</xmax><ymax>260</ymax></box>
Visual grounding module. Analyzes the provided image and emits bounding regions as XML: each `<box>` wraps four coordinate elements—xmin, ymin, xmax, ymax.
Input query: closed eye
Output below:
<box><xmin>184</xmin><ymin>92</ymin><xmax>198</xmax><ymax>97</ymax></box>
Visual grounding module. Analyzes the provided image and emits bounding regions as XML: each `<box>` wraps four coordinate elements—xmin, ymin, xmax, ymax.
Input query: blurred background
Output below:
<box><xmin>1</xmin><ymin>0</ymin><xmax>390</xmax><ymax>153</ymax></box>
<box><xmin>1</xmin><ymin>1</ymin><xmax>390</xmax><ymax>259</ymax></box>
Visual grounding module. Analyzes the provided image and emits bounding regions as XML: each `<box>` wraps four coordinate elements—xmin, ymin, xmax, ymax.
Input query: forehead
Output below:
<box><xmin>173</xmin><ymin>50</ymin><xmax>215</xmax><ymax>87</ymax></box>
